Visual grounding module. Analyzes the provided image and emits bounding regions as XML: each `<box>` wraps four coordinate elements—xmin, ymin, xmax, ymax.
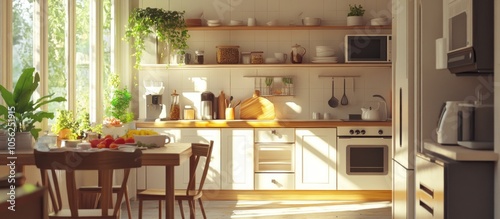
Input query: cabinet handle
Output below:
<box><xmin>419</xmin><ymin>183</ymin><xmax>434</xmax><ymax>198</ymax></box>
<box><xmin>271</xmin><ymin>129</ymin><xmax>277</xmax><ymax>135</ymax></box>
<box><xmin>271</xmin><ymin>179</ymin><xmax>277</xmax><ymax>184</ymax></box>
<box><xmin>419</xmin><ymin>199</ymin><xmax>434</xmax><ymax>215</ymax></box>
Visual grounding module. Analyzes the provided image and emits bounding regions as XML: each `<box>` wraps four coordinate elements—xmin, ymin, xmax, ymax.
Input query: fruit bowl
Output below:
<box><xmin>134</xmin><ymin>135</ymin><xmax>170</xmax><ymax>148</ymax></box>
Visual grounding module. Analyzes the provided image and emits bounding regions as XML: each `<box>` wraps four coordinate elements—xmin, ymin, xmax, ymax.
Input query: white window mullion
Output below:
<box><xmin>66</xmin><ymin>0</ymin><xmax>76</xmax><ymax>112</ymax></box>
<box><xmin>90</xmin><ymin>0</ymin><xmax>103</xmax><ymax>124</ymax></box>
<box><xmin>33</xmin><ymin>0</ymin><xmax>49</xmax><ymax>132</ymax></box>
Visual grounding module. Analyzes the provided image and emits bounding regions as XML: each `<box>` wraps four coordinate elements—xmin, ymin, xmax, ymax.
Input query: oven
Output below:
<box><xmin>337</xmin><ymin>126</ymin><xmax>392</xmax><ymax>190</ymax></box>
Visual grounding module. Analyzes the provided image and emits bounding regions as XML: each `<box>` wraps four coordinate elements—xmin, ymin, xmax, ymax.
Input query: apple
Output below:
<box><xmin>114</xmin><ymin>137</ymin><xmax>125</xmax><ymax>144</ymax></box>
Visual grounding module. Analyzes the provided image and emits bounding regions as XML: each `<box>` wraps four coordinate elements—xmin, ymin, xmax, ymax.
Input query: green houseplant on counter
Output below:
<box><xmin>0</xmin><ymin>67</ymin><xmax>66</xmax><ymax>148</ymax></box>
<box><xmin>124</xmin><ymin>7</ymin><xmax>189</xmax><ymax>68</ymax></box>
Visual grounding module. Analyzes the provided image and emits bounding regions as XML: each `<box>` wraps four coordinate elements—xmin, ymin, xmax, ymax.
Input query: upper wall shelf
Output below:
<box><xmin>186</xmin><ymin>25</ymin><xmax>392</xmax><ymax>31</ymax></box>
<box><xmin>139</xmin><ymin>63</ymin><xmax>392</xmax><ymax>70</ymax></box>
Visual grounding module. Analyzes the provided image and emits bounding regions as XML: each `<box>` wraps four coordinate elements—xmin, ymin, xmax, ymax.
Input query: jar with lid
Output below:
<box><xmin>195</xmin><ymin>50</ymin><xmax>204</xmax><ymax>64</ymax></box>
<box><xmin>216</xmin><ymin>45</ymin><xmax>240</xmax><ymax>64</ymax></box>
<box><xmin>250</xmin><ymin>51</ymin><xmax>264</xmax><ymax>64</ymax></box>
<box><xmin>183</xmin><ymin>105</ymin><xmax>195</xmax><ymax>120</ymax></box>
<box><xmin>169</xmin><ymin>90</ymin><xmax>180</xmax><ymax>120</ymax></box>
<box><xmin>241</xmin><ymin>52</ymin><xmax>251</xmax><ymax>64</ymax></box>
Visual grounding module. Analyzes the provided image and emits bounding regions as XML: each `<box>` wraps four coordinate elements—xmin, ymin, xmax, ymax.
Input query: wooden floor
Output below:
<box><xmin>121</xmin><ymin>199</ymin><xmax>392</xmax><ymax>219</ymax></box>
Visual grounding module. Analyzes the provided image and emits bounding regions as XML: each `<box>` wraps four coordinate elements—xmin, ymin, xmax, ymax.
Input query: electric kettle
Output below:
<box><xmin>361</xmin><ymin>104</ymin><xmax>381</xmax><ymax>121</ymax></box>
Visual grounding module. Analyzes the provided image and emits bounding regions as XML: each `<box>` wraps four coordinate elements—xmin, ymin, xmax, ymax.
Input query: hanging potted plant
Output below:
<box><xmin>347</xmin><ymin>4</ymin><xmax>365</xmax><ymax>26</ymax></box>
<box><xmin>0</xmin><ymin>67</ymin><xmax>66</xmax><ymax>149</ymax></box>
<box><xmin>124</xmin><ymin>7</ymin><xmax>190</xmax><ymax>68</ymax></box>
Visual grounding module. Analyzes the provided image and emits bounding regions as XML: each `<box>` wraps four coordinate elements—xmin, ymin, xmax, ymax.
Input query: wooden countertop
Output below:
<box><xmin>424</xmin><ymin>141</ymin><xmax>498</xmax><ymax>161</ymax></box>
<box><xmin>135</xmin><ymin>120</ymin><xmax>392</xmax><ymax>128</ymax></box>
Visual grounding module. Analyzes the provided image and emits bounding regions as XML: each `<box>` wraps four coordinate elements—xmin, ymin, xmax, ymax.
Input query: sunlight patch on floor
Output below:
<box><xmin>230</xmin><ymin>201</ymin><xmax>391</xmax><ymax>218</ymax></box>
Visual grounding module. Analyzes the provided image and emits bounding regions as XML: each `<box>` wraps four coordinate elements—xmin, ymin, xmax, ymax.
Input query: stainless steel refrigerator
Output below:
<box><xmin>391</xmin><ymin>0</ymin><xmax>485</xmax><ymax>218</ymax></box>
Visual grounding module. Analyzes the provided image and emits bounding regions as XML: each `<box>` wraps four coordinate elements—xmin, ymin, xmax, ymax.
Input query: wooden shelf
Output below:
<box><xmin>187</xmin><ymin>25</ymin><xmax>391</xmax><ymax>31</ymax></box>
<box><xmin>139</xmin><ymin>63</ymin><xmax>392</xmax><ymax>70</ymax></box>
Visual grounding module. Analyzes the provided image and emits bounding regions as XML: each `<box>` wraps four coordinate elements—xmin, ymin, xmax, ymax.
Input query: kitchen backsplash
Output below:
<box><xmin>136</xmin><ymin>0</ymin><xmax>392</xmax><ymax>120</ymax></box>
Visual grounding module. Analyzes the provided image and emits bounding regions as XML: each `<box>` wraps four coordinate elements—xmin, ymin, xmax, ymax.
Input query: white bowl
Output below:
<box><xmin>265</xmin><ymin>57</ymin><xmax>280</xmax><ymax>64</ymax></box>
<box><xmin>207</xmin><ymin>19</ymin><xmax>220</xmax><ymax>24</ymax></box>
<box><xmin>315</xmin><ymin>46</ymin><xmax>334</xmax><ymax>51</ymax></box>
<box><xmin>316</xmin><ymin>51</ymin><xmax>335</xmax><ymax>57</ymax></box>
<box><xmin>229</xmin><ymin>20</ymin><xmax>243</xmax><ymax>26</ymax></box>
<box><xmin>302</xmin><ymin>17</ymin><xmax>321</xmax><ymax>26</ymax></box>
<box><xmin>266</xmin><ymin>20</ymin><xmax>278</xmax><ymax>26</ymax></box>
<box><xmin>64</xmin><ymin>139</ymin><xmax>82</xmax><ymax>148</ymax></box>
<box><xmin>118</xmin><ymin>145</ymin><xmax>137</xmax><ymax>152</ymax></box>
<box><xmin>134</xmin><ymin>135</ymin><xmax>168</xmax><ymax>147</ymax></box>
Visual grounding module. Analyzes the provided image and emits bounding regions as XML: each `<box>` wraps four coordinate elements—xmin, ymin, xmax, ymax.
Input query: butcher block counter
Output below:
<box><xmin>135</xmin><ymin>119</ymin><xmax>392</xmax><ymax>128</ymax></box>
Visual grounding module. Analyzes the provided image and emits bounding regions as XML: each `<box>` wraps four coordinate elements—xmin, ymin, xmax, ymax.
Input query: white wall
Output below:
<box><xmin>136</xmin><ymin>0</ymin><xmax>393</xmax><ymax>120</ymax></box>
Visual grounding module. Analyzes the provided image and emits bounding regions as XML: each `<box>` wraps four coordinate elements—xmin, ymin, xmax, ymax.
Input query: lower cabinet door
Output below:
<box><xmin>255</xmin><ymin>173</ymin><xmax>294</xmax><ymax>190</ymax></box>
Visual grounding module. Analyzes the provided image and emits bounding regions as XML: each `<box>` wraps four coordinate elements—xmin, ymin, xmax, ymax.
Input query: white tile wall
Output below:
<box><xmin>137</xmin><ymin>0</ymin><xmax>392</xmax><ymax>120</ymax></box>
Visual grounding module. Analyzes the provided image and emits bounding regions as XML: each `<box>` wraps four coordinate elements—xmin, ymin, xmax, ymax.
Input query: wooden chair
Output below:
<box><xmin>34</xmin><ymin>148</ymin><xmax>142</xmax><ymax>219</ymax></box>
<box><xmin>137</xmin><ymin>141</ymin><xmax>214</xmax><ymax>219</ymax></box>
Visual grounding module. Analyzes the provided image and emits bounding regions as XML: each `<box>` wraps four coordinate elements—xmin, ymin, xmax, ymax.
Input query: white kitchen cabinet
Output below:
<box><xmin>139</xmin><ymin>128</ymin><xmax>221</xmax><ymax>190</ymax></box>
<box><xmin>295</xmin><ymin>128</ymin><xmax>337</xmax><ymax>190</ymax></box>
<box><xmin>221</xmin><ymin>128</ymin><xmax>254</xmax><ymax>190</ymax></box>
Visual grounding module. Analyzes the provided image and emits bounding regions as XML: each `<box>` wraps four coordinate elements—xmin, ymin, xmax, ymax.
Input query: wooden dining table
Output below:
<box><xmin>0</xmin><ymin>142</ymin><xmax>193</xmax><ymax>219</ymax></box>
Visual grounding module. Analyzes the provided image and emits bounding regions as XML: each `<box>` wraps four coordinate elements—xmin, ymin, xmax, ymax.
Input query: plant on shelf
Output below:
<box><xmin>347</xmin><ymin>4</ymin><xmax>365</xmax><ymax>26</ymax></box>
<box><xmin>124</xmin><ymin>7</ymin><xmax>190</xmax><ymax>68</ymax></box>
<box><xmin>0</xmin><ymin>67</ymin><xmax>66</xmax><ymax>141</ymax></box>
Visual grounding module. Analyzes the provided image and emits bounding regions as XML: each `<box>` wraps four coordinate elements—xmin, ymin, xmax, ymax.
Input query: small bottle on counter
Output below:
<box><xmin>183</xmin><ymin>105</ymin><xmax>195</xmax><ymax>120</ymax></box>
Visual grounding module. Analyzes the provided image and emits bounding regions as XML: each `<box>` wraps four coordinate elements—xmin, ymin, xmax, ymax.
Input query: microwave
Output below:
<box><xmin>345</xmin><ymin>34</ymin><xmax>391</xmax><ymax>63</ymax></box>
<box><xmin>446</xmin><ymin>0</ymin><xmax>493</xmax><ymax>74</ymax></box>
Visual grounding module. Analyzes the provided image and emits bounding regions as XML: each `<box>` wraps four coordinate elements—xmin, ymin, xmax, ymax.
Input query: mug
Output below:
<box><xmin>312</xmin><ymin>112</ymin><xmax>320</xmax><ymax>120</ymax></box>
<box><xmin>225</xmin><ymin>108</ymin><xmax>235</xmax><ymax>120</ymax></box>
<box><xmin>323</xmin><ymin>112</ymin><xmax>332</xmax><ymax>120</ymax></box>
<box><xmin>274</xmin><ymin>53</ymin><xmax>288</xmax><ymax>63</ymax></box>
<box><xmin>247</xmin><ymin>18</ymin><xmax>256</xmax><ymax>26</ymax></box>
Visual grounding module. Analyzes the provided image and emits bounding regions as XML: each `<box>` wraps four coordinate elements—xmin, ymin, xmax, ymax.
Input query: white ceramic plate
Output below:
<box><xmin>311</xmin><ymin>60</ymin><xmax>338</xmax><ymax>64</ymax></box>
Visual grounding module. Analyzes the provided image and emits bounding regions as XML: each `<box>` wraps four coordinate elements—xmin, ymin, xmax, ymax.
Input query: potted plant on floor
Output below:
<box><xmin>0</xmin><ymin>67</ymin><xmax>66</xmax><ymax>149</ymax></box>
<box><xmin>347</xmin><ymin>4</ymin><xmax>365</xmax><ymax>26</ymax></box>
<box><xmin>124</xmin><ymin>7</ymin><xmax>189</xmax><ymax>68</ymax></box>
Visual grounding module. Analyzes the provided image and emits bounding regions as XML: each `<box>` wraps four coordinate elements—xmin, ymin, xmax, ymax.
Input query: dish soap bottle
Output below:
<box><xmin>169</xmin><ymin>90</ymin><xmax>180</xmax><ymax>120</ymax></box>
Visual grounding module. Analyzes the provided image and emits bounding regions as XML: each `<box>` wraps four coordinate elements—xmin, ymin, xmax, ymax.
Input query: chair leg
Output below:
<box><xmin>138</xmin><ymin>199</ymin><xmax>143</xmax><ymax>219</ymax></box>
<box><xmin>178</xmin><ymin>200</ymin><xmax>185</xmax><ymax>219</ymax></box>
<box><xmin>124</xmin><ymin>188</ymin><xmax>132</xmax><ymax>219</ymax></box>
<box><xmin>188</xmin><ymin>200</ymin><xmax>196</xmax><ymax>219</ymax></box>
<box><xmin>158</xmin><ymin>200</ymin><xmax>162</xmax><ymax>218</ymax></box>
<box><xmin>198</xmin><ymin>199</ymin><xmax>207</xmax><ymax>219</ymax></box>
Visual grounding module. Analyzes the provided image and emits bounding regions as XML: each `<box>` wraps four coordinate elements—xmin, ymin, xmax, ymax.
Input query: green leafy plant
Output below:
<box><xmin>124</xmin><ymin>7</ymin><xmax>190</xmax><ymax>69</ymax></box>
<box><xmin>105</xmin><ymin>73</ymin><xmax>134</xmax><ymax>124</ymax></box>
<box><xmin>51</xmin><ymin>109</ymin><xmax>76</xmax><ymax>135</ymax></box>
<box><xmin>0</xmin><ymin>67</ymin><xmax>66</xmax><ymax>140</ymax></box>
<box><xmin>348</xmin><ymin>4</ymin><xmax>365</xmax><ymax>16</ymax></box>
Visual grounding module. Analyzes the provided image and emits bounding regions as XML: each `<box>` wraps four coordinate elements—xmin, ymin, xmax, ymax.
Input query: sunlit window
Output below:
<box><xmin>12</xmin><ymin>0</ymin><xmax>34</xmax><ymax>85</ymax></box>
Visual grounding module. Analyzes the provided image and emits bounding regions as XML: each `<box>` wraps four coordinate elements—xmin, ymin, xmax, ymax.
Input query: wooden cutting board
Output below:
<box><xmin>240</xmin><ymin>90</ymin><xmax>275</xmax><ymax>120</ymax></box>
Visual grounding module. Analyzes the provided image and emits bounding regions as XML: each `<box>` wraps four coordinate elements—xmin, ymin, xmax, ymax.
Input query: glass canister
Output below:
<box><xmin>250</xmin><ymin>51</ymin><xmax>264</xmax><ymax>64</ymax></box>
<box><xmin>216</xmin><ymin>45</ymin><xmax>240</xmax><ymax>64</ymax></box>
<box><xmin>183</xmin><ymin>105</ymin><xmax>195</xmax><ymax>120</ymax></box>
<box><xmin>241</xmin><ymin>52</ymin><xmax>251</xmax><ymax>64</ymax></box>
<box><xmin>169</xmin><ymin>90</ymin><xmax>180</xmax><ymax>120</ymax></box>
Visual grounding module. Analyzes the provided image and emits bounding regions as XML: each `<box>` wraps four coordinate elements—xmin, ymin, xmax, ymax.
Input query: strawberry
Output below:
<box><xmin>97</xmin><ymin>142</ymin><xmax>106</xmax><ymax>149</ymax></box>
<box><xmin>104</xmin><ymin>138</ymin><xmax>114</xmax><ymax>148</ymax></box>
<box><xmin>114</xmin><ymin>137</ymin><xmax>125</xmax><ymax>144</ymax></box>
<box><xmin>90</xmin><ymin>139</ymin><xmax>101</xmax><ymax>148</ymax></box>
<box><xmin>125</xmin><ymin>138</ymin><xmax>135</xmax><ymax>144</ymax></box>
<box><xmin>109</xmin><ymin>143</ymin><xmax>119</xmax><ymax>149</ymax></box>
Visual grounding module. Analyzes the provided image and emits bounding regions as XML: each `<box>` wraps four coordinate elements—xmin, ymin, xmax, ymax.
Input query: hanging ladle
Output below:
<box><xmin>328</xmin><ymin>78</ymin><xmax>339</xmax><ymax>108</ymax></box>
<box><xmin>341</xmin><ymin>78</ymin><xmax>349</xmax><ymax>105</ymax></box>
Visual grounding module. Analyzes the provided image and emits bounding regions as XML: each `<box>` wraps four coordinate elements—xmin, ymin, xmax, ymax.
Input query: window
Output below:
<box><xmin>4</xmin><ymin>0</ymin><xmax>120</xmax><ymax>132</ymax></box>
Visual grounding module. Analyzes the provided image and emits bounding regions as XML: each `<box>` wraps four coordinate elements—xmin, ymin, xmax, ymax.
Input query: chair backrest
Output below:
<box><xmin>186</xmin><ymin>141</ymin><xmax>214</xmax><ymax>196</ymax></box>
<box><xmin>34</xmin><ymin>148</ymin><xmax>142</xmax><ymax>218</ymax></box>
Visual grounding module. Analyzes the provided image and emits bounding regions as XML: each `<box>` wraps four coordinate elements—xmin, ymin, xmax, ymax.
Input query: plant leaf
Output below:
<box><xmin>0</xmin><ymin>85</ymin><xmax>15</xmax><ymax>107</ymax></box>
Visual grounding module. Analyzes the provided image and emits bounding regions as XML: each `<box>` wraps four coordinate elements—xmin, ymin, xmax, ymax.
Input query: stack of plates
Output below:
<box><xmin>311</xmin><ymin>56</ymin><xmax>338</xmax><ymax>64</ymax></box>
<box><xmin>207</xmin><ymin>19</ymin><xmax>221</xmax><ymax>27</ymax></box>
<box><xmin>313</xmin><ymin>46</ymin><xmax>337</xmax><ymax>63</ymax></box>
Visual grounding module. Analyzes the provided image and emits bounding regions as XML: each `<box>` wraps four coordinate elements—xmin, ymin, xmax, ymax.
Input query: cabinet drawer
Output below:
<box><xmin>255</xmin><ymin>173</ymin><xmax>294</xmax><ymax>190</ymax></box>
<box><xmin>255</xmin><ymin>128</ymin><xmax>295</xmax><ymax>142</ymax></box>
